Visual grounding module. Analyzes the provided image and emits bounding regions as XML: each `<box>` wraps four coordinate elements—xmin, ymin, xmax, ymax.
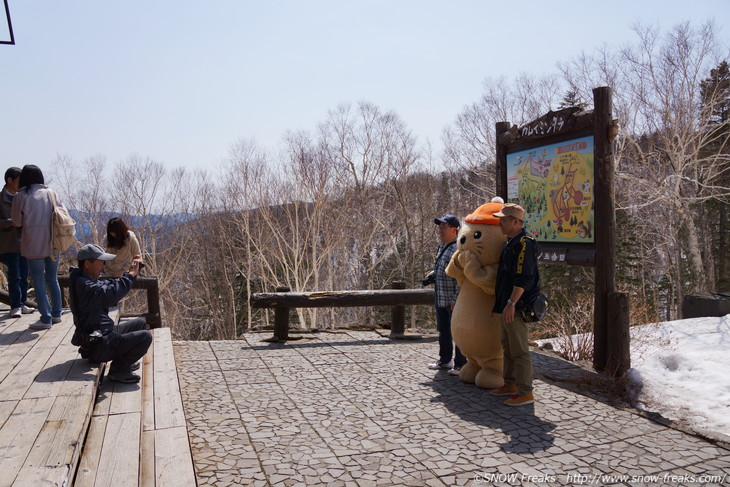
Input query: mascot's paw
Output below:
<box><xmin>457</xmin><ymin>249</ymin><xmax>473</xmax><ymax>268</ymax></box>
<box><xmin>459</xmin><ymin>361</ymin><xmax>480</xmax><ymax>384</ymax></box>
<box><xmin>475</xmin><ymin>368</ymin><xmax>505</xmax><ymax>389</ymax></box>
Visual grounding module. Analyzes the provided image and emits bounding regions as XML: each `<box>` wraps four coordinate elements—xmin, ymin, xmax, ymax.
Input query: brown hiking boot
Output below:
<box><xmin>504</xmin><ymin>392</ymin><xmax>534</xmax><ymax>406</ymax></box>
<box><xmin>490</xmin><ymin>384</ymin><xmax>518</xmax><ymax>396</ymax></box>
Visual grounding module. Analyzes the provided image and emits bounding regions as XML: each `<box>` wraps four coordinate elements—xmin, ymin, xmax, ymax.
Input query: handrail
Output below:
<box><xmin>57</xmin><ymin>275</ymin><xmax>162</xmax><ymax>328</ymax></box>
<box><xmin>0</xmin><ymin>290</ymin><xmax>37</xmax><ymax>308</ymax></box>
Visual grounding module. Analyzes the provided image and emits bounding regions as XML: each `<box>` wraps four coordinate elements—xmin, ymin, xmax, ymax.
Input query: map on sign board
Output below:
<box><xmin>506</xmin><ymin>136</ymin><xmax>594</xmax><ymax>244</ymax></box>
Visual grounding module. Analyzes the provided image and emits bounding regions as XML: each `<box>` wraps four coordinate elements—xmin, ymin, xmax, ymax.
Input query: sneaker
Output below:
<box><xmin>29</xmin><ymin>320</ymin><xmax>52</xmax><ymax>330</ymax></box>
<box><xmin>107</xmin><ymin>370</ymin><xmax>141</xmax><ymax>384</ymax></box>
<box><xmin>448</xmin><ymin>366</ymin><xmax>462</xmax><ymax>376</ymax></box>
<box><xmin>130</xmin><ymin>361</ymin><xmax>140</xmax><ymax>372</ymax></box>
<box><xmin>490</xmin><ymin>384</ymin><xmax>519</xmax><ymax>396</ymax></box>
<box><xmin>427</xmin><ymin>360</ymin><xmax>453</xmax><ymax>370</ymax></box>
<box><xmin>505</xmin><ymin>392</ymin><xmax>535</xmax><ymax>406</ymax></box>
<box><xmin>21</xmin><ymin>305</ymin><xmax>35</xmax><ymax>314</ymax></box>
<box><xmin>51</xmin><ymin>316</ymin><xmax>62</xmax><ymax>324</ymax></box>
<box><xmin>9</xmin><ymin>308</ymin><xmax>21</xmax><ymax>318</ymax></box>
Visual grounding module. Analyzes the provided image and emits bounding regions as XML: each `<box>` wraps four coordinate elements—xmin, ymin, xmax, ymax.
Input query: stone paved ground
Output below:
<box><xmin>174</xmin><ymin>331</ymin><xmax>730</xmax><ymax>486</ymax></box>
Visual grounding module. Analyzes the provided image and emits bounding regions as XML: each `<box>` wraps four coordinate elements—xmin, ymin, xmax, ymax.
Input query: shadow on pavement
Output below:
<box><xmin>424</xmin><ymin>373</ymin><xmax>556</xmax><ymax>454</ymax></box>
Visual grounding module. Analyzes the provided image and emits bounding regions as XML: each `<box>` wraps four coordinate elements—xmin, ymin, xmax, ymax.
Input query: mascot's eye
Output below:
<box><xmin>473</xmin><ymin>231</ymin><xmax>482</xmax><ymax>239</ymax></box>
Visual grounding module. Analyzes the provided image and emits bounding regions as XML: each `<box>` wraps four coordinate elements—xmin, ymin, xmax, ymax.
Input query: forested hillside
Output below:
<box><xmin>49</xmin><ymin>22</ymin><xmax>728</xmax><ymax>342</ymax></box>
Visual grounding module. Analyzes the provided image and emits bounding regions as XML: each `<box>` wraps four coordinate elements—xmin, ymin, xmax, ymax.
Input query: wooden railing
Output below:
<box><xmin>250</xmin><ymin>281</ymin><xmax>434</xmax><ymax>341</ymax></box>
<box><xmin>57</xmin><ymin>275</ymin><xmax>162</xmax><ymax>329</ymax></box>
<box><xmin>0</xmin><ymin>290</ymin><xmax>36</xmax><ymax>308</ymax></box>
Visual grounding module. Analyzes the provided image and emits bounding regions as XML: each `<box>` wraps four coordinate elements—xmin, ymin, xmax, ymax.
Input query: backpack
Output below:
<box><xmin>49</xmin><ymin>190</ymin><xmax>77</xmax><ymax>258</ymax></box>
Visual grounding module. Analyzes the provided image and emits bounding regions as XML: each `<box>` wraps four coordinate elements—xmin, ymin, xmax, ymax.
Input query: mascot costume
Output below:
<box><xmin>446</xmin><ymin>197</ymin><xmax>505</xmax><ymax>388</ymax></box>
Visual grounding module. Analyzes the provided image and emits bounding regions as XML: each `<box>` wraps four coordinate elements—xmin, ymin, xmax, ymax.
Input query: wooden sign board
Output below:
<box><xmin>497</xmin><ymin>107</ymin><xmax>598</xmax><ymax>266</ymax></box>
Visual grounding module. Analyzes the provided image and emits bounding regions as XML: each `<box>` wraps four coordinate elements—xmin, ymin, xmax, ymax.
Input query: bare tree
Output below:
<box><xmin>442</xmin><ymin>74</ymin><xmax>562</xmax><ymax>201</ymax></box>
<box><xmin>50</xmin><ymin>153</ymin><xmax>110</xmax><ymax>245</ymax></box>
<box><xmin>320</xmin><ymin>102</ymin><xmax>410</xmax><ymax>293</ymax></box>
<box><xmin>617</xmin><ymin>22</ymin><xmax>729</xmax><ymax>311</ymax></box>
<box><xmin>560</xmin><ymin>21</ymin><xmax>730</xmax><ymax>317</ymax></box>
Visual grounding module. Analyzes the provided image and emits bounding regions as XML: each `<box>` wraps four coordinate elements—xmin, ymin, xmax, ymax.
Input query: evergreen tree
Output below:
<box><xmin>558</xmin><ymin>90</ymin><xmax>587</xmax><ymax>110</ymax></box>
<box><xmin>699</xmin><ymin>60</ymin><xmax>730</xmax><ymax>291</ymax></box>
<box><xmin>700</xmin><ymin>60</ymin><xmax>730</xmax><ymax>125</ymax></box>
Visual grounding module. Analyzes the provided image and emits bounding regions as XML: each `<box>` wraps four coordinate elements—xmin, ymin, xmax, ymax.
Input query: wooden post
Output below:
<box><xmin>593</xmin><ymin>86</ymin><xmax>616</xmax><ymax>372</ymax></box>
<box><xmin>145</xmin><ymin>278</ymin><xmax>162</xmax><ymax>329</ymax></box>
<box><xmin>606</xmin><ymin>292</ymin><xmax>630</xmax><ymax>376</ymax></box>
<box><xmin>273</xmin><ymin>286</ymin><xmax>290</xmax><ymax>341</ymax></box>
<box><xmin>390</xmin><ymin>281</ymin><xmax>406</xmax><ymax>337</ymax></box>
<box><xmin>495</xmin><ymin>121</ymin><xmax>512</xmax><ymax>198</ymax></box>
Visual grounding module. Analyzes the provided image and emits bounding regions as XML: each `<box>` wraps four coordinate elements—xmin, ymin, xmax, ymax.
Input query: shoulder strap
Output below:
<box><xmin>520</xmin><ymin>234</ymin><xmax>535</xmax><ymax>243</ymax></box>
<box><xmin>47</xmin><ymin>189</ymin><xmax>59</xmax><ymax>209</ymax></box>
<box><xmin>434</xmin><ymin>240</ymin><xmax>455</xmax><ymax>264</ymax></box>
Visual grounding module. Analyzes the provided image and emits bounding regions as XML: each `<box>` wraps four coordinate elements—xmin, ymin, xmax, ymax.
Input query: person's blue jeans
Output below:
<box><xmin>27</xmin><ymin>256</ymin><xmax>62</xmax><ymax>325</ymax></box>
<box><xmin>435</xmin><ymin>305</ymin><xmax>466</xmax><ymax>367</ymax></box>
<box><xmin>1</xmin><ymin>252</ymin><xmax>29</xmax><ymax>309</ymax></box>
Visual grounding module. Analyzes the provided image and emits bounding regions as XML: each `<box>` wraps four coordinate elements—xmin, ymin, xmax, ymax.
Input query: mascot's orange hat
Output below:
<box><xmin>464</xmin><ymin>198</ymin><xmax>504</xmax><ymax>226</ymax></box>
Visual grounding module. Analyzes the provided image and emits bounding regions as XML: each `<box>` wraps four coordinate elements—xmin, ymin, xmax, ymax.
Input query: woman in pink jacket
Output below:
<box><xmin>11</xmin><ymin>165</ymin><xmax>63</xmax><ymax>330</ymax></box>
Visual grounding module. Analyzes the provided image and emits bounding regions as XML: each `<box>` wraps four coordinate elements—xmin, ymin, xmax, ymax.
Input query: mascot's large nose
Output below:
<box><xmin>460</xmin><ymin>236</ymin><xmax>466</xmax><ymax>245</ymax></box>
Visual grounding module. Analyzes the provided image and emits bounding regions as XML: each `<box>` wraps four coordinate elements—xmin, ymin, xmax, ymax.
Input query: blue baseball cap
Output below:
<box><xmin>434</xmin><ymin>214</ymin><xmax>460</xmax><ymax>228</ymax></box>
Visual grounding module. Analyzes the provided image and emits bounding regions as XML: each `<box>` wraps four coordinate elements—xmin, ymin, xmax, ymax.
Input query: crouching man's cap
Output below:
<box><xmin>78</xmin><ymin>243</ymin><xmax>116</xmax><ymax>261</ymax></box>
<box><xmin>493</xmin><ymin>203</ymin><xmax>526</xmax><ymax>221</ymax></box>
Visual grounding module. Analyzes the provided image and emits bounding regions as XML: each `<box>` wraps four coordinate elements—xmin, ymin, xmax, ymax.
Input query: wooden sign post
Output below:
<box><xmin>495</xmin><ymin>86</ymin><xmax>630</xmax><ymax>376</ymax></box>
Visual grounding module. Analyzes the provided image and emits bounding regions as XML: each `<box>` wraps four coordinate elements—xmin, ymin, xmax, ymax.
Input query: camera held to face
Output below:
<box><xmin>421</xmin><ymin>271</ymin><xmax>435</xmax><ymax>286</ymax></box>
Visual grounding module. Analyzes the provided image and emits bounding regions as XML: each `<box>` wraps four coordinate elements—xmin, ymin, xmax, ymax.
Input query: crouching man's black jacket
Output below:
<box><xmin>69</xmin><ymin>267</ymin><xmax>136</xmax><ymax>344</ymax></box>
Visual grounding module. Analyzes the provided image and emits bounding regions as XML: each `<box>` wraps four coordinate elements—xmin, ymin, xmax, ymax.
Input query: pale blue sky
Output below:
<box><xmin>1</xmin><ymin>1</ymin><xmax>728</xmax><ymax>173</ymax></box>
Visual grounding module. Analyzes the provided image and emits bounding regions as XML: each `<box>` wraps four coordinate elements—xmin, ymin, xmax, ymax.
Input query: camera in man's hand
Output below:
<box><xmin>421</xmin><ymin>272</ymin><xmax>435</xmax><ymax>286</ymax></box>
<box><xmin>138</xmin><ymin>262</ymin><xmax>145</xmax><ymax>270</ymax></box>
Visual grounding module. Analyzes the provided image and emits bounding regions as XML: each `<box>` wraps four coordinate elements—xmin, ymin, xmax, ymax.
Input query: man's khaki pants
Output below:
<box><xmin>500</xmin><ymin>314</ymin><xmax>533</xmax><ymax>395</ymax></box>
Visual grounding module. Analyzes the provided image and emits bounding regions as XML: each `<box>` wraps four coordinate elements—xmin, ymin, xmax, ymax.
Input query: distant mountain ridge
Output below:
<box><xmin>68</xmin><ymin>209</ymin><xmax>196</xmax><ymax>243</ymax></box>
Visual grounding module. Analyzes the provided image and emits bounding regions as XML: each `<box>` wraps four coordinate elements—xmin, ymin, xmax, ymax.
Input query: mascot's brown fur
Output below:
<box><xmin>446</xmin><ymin>198</ymin><xmax>505</xmax><ymax>388</ymax></box>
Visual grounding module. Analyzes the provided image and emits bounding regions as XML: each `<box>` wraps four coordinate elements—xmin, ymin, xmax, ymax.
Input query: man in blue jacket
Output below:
<box><xmin>70</xmin><ymin>243</ymin><xmax>151</xmax><ymax>383</ymax></box>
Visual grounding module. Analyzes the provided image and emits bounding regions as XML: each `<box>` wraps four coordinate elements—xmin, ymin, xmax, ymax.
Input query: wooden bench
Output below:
<box><xmin>74</xmin><ymin>327</ymin><xmax>196</xmax><ymax>486</ymax></box>
<box><xmin>0</xmin><ymin>309</ymin><xmax>102</xmax><ymax>486</ymax></box>
<box><xmin>0</xmin><ymin>308</ymin><xmax>196</xmax><ymax>486</ymax></box>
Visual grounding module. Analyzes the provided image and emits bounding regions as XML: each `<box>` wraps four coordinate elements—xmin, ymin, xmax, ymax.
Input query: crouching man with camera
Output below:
<box><xmin>70</xmin><ymin>243</ymin><xmax>152</xmax><ymax>384</ymax></box>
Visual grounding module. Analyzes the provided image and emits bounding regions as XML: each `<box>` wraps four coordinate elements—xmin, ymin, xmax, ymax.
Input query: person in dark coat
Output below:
<box><xmin>70</xmin><ymin>243</ymin><xmax>151</xmax><ymax>383</ymax></box>
<box><xmin>0</xmin><ymin>167</ymin><xmax>34</xmax><ymax>318</ymax></box>
<box><xmin>490</xmin><ymin>203</ymin><xmax>541</xmax><ymax>407</ymax></box>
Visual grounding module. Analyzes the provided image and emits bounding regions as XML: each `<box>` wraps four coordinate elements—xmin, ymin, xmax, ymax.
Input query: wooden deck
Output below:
<box><xmin>0</xmin><ymin>308</ymin><xmax>195</xmax><ymax>486</ymax></box>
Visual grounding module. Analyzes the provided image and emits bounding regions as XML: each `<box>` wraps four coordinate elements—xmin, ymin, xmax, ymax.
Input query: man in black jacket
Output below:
<box><xmin>70</xmin><ymin>243</ymin><xmax>151</xmax><ymax>383</ymax></box>
<box><xmin>490</xmin><ymin>203</ymin><xmax>540</xmax><ymax>406</ymax></box>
